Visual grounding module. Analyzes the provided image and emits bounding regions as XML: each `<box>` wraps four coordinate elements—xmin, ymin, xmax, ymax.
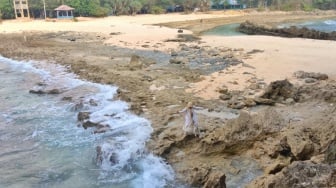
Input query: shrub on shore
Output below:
<box><xmin>150</xmin><ymin>6</ymin><xmax>165</xmax><ymax>14</ymax></box>
<box><xmin>303</xmin><ymin>3</ymin><xmax>314</xmax><ymax>11</ymax></box>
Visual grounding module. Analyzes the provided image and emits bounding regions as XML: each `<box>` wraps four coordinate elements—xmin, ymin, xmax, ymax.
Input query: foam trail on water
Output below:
<box><xmin>89</xmin><ymin>84</ymin><xmax>176</xmax><ymax>187</ymax></box>
<box><xmin>0</xmin><ymin>55</ymin><xmax>177</xmax><ymax>188</ymax></box>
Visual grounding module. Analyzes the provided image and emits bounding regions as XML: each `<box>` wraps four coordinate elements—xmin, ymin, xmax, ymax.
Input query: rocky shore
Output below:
<box><xmin>1</xmin><ymin>11</ymin><xmax>336</xmax><ymax>187</ymax></box>
<box><xmin>238</xmin><ymin>20</ymin><xmax>336</xmax><ymax>40</ymax></box>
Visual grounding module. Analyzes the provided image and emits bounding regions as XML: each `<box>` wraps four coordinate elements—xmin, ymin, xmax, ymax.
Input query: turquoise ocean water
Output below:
<box><xmin>203</xmin><ymin>23</ymin><xmax>246</xmax><ymax>36</ymax></box>
<box><xmin>278</xmin><ymin>19</ymin><xmax>336</xmax><ymax>32</ymax></box>
<box><xmin>204</xmin><ymin>19</ymin><xmax>336</xmax><ymax>36</ymax></box>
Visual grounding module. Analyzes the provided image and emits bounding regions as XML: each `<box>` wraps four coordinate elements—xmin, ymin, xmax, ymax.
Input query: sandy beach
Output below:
<box><xmin>189</xmin><ymin>35</ymin><xmax>336</xmax><ymax>99</ymax></box>
<box><xmin>3</xmin><ymin>11</ymin><xmax>335</xmax><ymax>99</ymax></box>
<box><xmin>1</xmin><ymin>10</ymin><xmax>336</xmax><ymax>187</ymax></box>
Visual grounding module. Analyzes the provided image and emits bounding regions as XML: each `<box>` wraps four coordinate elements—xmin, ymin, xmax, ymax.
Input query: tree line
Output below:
<box><xmin>0</xmin><ymin>0</ymin><xmax>335</xmax><ymax>19</ymax></box>
<box><xmin>0</xmin><ymin>0</ymin><xmax>212</xmax><ymax>19</ymax></box>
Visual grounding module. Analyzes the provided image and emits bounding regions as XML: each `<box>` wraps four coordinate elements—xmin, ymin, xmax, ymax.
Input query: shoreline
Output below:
<box><xmin>1</xmin><ymin>10</ymin><xmax>336</xmax><ymax>187</ymax></box>
<box><xmin>159</xmin><ymin>10</ymin><xmax>336</xmax><ymax>35</ymax></box>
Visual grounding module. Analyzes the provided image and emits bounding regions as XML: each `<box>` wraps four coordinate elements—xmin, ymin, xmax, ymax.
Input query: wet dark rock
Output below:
<box><xmin>110</xmin><ymin>32</ymin><xmax>122</xmax><ymax>35</ymax></box>
<box><xmin>247</xmin><ymin>49</ymin><xmax>264</xmax><ymax>54</ymax></box>
<box><xmin>89</xmin><ymin>99</ymin><xmax>98</xmax><ymax>106</ymax></box>
<box><xmin>94</xmin><ymin>126</ymin><xmax>110</xmax><ymax>134</ymax></box>
<box><xmin>95</xmin><ymin>146</ymin><xmax>103</xmax><ymax>166</ymax></box>
<box><xmin>29</xmin><ymin>88</ymin><xmax>63</xmax><ymax>95</ymax></box>
<box><xmin>29</xmin><ymin>89</ymin><xmax>45</xmax><ymax>94</ymax></box>
<box><xmin>109</xmin><ymin>152</ymin><xmax>118</xmax><ymax>165</ymax></box>
<box><xmin>232</xmin><ymin>81</ymin><xmax>239</xmax><ymax>85</ymax></box>
<box><xmin>294</xmin><ymin>71</ymin><xmax>328</xmax><ymax>80</ymax></box>
<box><xmin>62</xmin><ymin>96</ymin><xmax>73</xmax><ymax>101</ymax></box>
<box><xmin>95</xmin><ymin>145</ymin><xmax>118</xmax><ymax>166</ymax></box>
<box><xmin>68</xmin><ymin>38</ymin><xmax>76</xmax><ymax>42</ymax></box>
<box><xmin>141</xmin><ymin>44</ymin><xmax>150</xmax><ymax>48</ymax></box>
<box><xmin>260</xmin><ymin>79</ymin><xmax>297</xmax><ymax>102</ymax></box>
<box><xmin>267</xmin><ymin>162</ymin><xmax>286</xmax><ymax>175</ymax></box>
<box><xmin>169</xmin><ymin>57</ymin><xmax>186</xmax><ymax>64</ymax></box>
<box><xmin>254</xmin><ymin>97</ymin><xmax>275</xmax><ymax>105</ymax></box>
<box><xmin>77</xmin><ymin>112</ymin><xmax>90</xmax><ymax>122</ymax></box>
<box><xmin>82</xmin><ymin>120</ymin><xmax>99</xmax><ymax>129</ymax></box>
<box><xmin>263</xmin><ymin>161</ymin><xmax>336</xmax><ymax>187</ymax></box>
<box><xmin>238</xmin><ymin>21</ymin><xmax>336</xmax><ymax>41</ymax></box>
<box><xmin>325</xmin><ymin>139</ymin><xmax>336</xmax><ymax>164</ymax></box>
<box><xmin>47</xmin><ymin>88</ymin><xmax>62</xmax><ymax>94</ymax></box>
<box><xmin>270</xmin><ymin>136</ymin><xmax>295</xmax><ymax>159</ymax></box>
<box><xmin>218</xmin><ymin>88</ymin><xmax>229</xmax><ymax>94</ymax></box>
<box><xmin>130</xmin><ymin>103</ymin><xmax>143</xmax><ymax>115</ymax></box>
<box><xmin>203</xmin><ymin>171</ymin><xmax>226</xmax><ymax>188</ymax></box>
<box><xmin>295</xmin><ymin>142</ymin><xmax>315</xmax><ymax>160</ymax></box>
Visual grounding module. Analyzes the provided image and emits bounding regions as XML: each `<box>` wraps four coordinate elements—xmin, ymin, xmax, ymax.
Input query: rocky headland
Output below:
<box><xmin>238</xmin><ymin>20</ymin><xmax>336</xmax><ymax>40</ymax></box>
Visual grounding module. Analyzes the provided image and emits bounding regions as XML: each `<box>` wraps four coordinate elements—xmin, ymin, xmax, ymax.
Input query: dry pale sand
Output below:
<box><xmin>188</xmin><ymin>35</ymin><xmax>336</xmax><ymax>100</ymax></box>
<box><xmin>1</xmin><ymin>13</ymin><xmax>335</xmax><ymax>100</ymax></box>
<box><xmin>0</xmin><ymin>13</ymin><xmax>239</xmax><ymax>51</ymax></box>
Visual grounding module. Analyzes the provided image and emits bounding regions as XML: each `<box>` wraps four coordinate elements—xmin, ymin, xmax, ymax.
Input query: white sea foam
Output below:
<box><xmin>134</xmin><ymin>154</ymin><xmax>175</xmax><ymax>188</ymax></box>
<box><xmin>324</xmin><ymin>20</ymin><xmax>336</xmax><ymax>25</ymax></box>
<box><xmin>0</xmin><ymin>55</ymin><xmax>177</xmax><ymax>187</ymax></box>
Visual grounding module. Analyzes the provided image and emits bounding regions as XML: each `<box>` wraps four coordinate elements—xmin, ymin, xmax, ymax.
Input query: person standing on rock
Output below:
<box><xmin>178</xmin><ymin>102</ymin><xmax>202</xmax><ymax>137</ymax></box>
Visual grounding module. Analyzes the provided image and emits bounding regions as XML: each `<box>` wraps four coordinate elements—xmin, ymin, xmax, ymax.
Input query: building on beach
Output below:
<box><xmin>13</xmin><ymin>0</ymin><xmax>30</xmax><ymax>19</ymax></box>
<box><xmin>54</xmin><ymin>5</ymin><xmax>74</xmax><ymax>19</ymax></box>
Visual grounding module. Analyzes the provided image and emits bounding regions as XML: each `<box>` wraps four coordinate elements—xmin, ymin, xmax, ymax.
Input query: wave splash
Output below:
<box><xmin>324</xmin><ymin>20</ymin><xmax>336</xmax><ymax>25</ymax></box>
<box><xmin>0</xmin><ymin>56</ymin><xmax>177</xmax><ymax>188</ymax></box>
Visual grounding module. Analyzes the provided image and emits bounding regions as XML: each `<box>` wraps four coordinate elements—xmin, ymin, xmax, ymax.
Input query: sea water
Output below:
<box><xmin>278</xmin><ymin>19</ymin><xmax>336</xmax><ymax>32</ymax></box>
<box><xmin>204</xmin><ymin>19</ymin><xmax>336</xmax><ymax>36</ymax></box>
<box><xmin>203</xmin><ymin>23</ymin><xmax>246</xmax><ymax>36</ymax></box>
<box><xmin>0</xmin><ymin>56</ymin><xmax>179</xmax><ymax>188</ymax></box>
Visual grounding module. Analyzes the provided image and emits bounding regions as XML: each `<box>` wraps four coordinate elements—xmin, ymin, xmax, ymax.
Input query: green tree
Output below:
<box><xmin>0</xmin><ymin>0</ymin><xmax>14</xmax><ymax>19</ymax></box>
<box><xmin>212</xmin><ymin>0</ymin><xmax>222</xmax><ymax>9</ymax></box>
<box><xmin>156</xmin><ymin>0</ymin><xmax>173</xmax><ymax>7</ymax></box>
<box><xmin>129</xmin><ymin>0</ymin><xmax>142</xmax><ymax>14</ymax></box>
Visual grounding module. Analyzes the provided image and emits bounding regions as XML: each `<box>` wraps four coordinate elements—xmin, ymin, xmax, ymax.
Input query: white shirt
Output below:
<box><xmin>179</xmin><ymin>106</ymin><xmax>202</xmax><ymax>128</ymax></box>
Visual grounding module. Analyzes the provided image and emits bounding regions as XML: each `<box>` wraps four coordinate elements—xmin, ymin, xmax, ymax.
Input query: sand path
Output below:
<box><xmin>188</xmin><ymin>35</ymin><xmax>336</xmax><ymax>99</ymax></box>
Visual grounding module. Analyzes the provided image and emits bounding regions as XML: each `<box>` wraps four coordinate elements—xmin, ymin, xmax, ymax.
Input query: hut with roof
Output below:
<box><xmin>54</xmin><ymin>5</ymin><xmax>74</xmax><ymax>19</ymax></box>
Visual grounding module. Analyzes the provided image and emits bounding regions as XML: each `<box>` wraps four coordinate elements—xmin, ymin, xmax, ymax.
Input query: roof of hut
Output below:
<box><xmin>54</xmin><ymin>5</ymin><xmax>74</xmax><ymax>11</ymax></box>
